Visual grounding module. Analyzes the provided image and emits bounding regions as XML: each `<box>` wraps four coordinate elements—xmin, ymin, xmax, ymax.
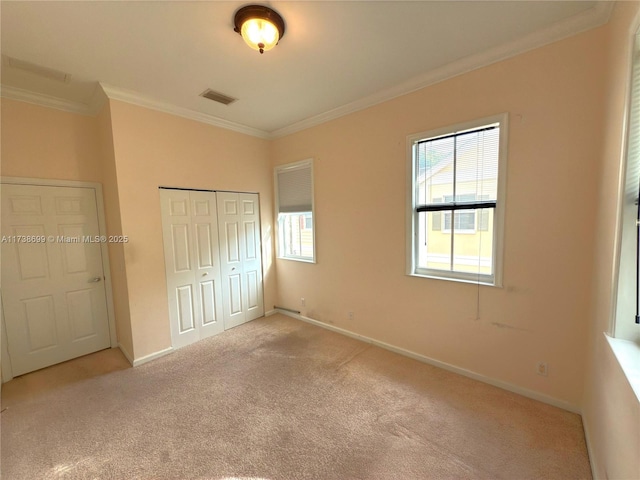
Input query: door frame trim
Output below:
<box><xmin>1</xmin><ymin>176</ymin><xmax>118</xmax><ymax>381</ymax></box>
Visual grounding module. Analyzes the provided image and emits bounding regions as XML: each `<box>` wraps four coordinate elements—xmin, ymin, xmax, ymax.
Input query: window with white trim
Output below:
<box><xmin>407</xmin><ymin>114</ymin><xmax>507</xmax><ymax>285</ymax></box>
<box><xmin>613</xmin><ymin>31</ymin><xmax>640</xmax><ymax>343</ymax></box>
<box><xmin>275</xmin><ymin>159</ymin><xmax>315</xmax><ymax>262</ymax></box>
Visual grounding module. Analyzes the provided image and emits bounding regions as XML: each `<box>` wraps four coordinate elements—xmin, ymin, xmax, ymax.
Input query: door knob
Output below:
<box><xmin>202</xmin><ymin>272</ymin><xmax>208</xmax><ymax>277</ymax></box>
<box><xmin>88</xmin><ymin>277</ymin><xmax>102</xmax><ymax>283</ymax></box>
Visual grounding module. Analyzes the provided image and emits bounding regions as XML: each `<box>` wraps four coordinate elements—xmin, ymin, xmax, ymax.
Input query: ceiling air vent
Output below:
<box><xmin>2</xmin><ymin>55</ymin><xmax>71</xmax><ymax>83</ymax></box>
<box><xmin>200</xmin><ymin>89</ymin><xmax>237</xmax><ymax>106</ymax></box>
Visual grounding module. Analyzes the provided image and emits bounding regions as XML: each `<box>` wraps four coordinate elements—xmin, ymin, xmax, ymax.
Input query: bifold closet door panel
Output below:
<box><xmin>161</xmin><ymin>189</ymin><xmax>200</xmax><ymax>349</ymax></box>
<box><xmin>189</xmin><ymin>191</ymin><xmax>225</xmax><ymax>339</ymax></box>
<box><xmin>216</xmin><ymin>192</ymin><xmax>264</xmax><ymax>329</ymax></box>
<box><xmin>160</xmin><ymin>189</ymin><xmax>224</xmax><ymax>349</ymax></box>
<box><xmin>239</xmin><ymin>193</ymin><xmax>264</xmax><ymax>322</ymax></box>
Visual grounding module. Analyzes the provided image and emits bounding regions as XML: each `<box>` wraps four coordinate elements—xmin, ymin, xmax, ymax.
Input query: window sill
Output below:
<box><xmin>605</xmin><ymin>333</ymin><xmax>640</xmax><ymax>403</ymax></box>
<box><xmin>407</xmin><ymin>272</ymin><xmax>500</xmax><ymax>288</ymax></box>
<box><xmin>277</xmin><ymin>256</ymin><xmax>316</xmax><ymax>264</ymax></box>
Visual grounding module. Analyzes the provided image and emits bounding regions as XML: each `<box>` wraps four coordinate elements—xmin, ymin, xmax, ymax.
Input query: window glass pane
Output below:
<box><xmin>455</xmin><ymin>128</ymin><xmax>499</xmax><ymax>202</ymax></box>
<box><xmin>452</xmin><ymin>209</ymin><xmax>494</xmax><ymax>275</ymax></box>
<box><xmin>417</xmin><ymin>137</ymin><xmax>454</xmax><ymax>206</ymax></box>
<box><xmin>278</xmin><ymin>212</ymin><xmax>313</xmax><ymax>259</ymax></box>
<box><xmin>417</xmin><ymin>211</ymin><xmax>451</xmax><ymax>270</ymax></box>
<box><xmin>444</xmin><ymin>212</ymin><xmax>473</xmax><ymax>231</ymax></box>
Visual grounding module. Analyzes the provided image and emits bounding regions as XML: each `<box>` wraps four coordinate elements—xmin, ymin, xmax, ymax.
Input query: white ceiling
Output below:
<box><xmin>1</xmin><ymin>1</ymin><xmax>608</xmax><ymax>137</ymax></box>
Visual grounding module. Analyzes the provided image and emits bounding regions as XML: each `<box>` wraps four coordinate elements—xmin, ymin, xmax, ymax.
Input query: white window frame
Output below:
<box><xmin>275</xmin><ymin>159</ymin><xmax>316</xmax><ymax>263</ymax></box>
<box><xmin>406</xmin><ymin>113</ymin><xmax>508</xmax><ymax>286</ymax></box>
<box><xmin>611</xmin><ymin>25</ymin><xmax>640</xmax><ymax>344</ymax></box>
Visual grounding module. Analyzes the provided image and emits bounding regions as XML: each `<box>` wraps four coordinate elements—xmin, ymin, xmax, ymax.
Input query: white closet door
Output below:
<box><xmin>239</xmin><ymin>193</ymin><xmax>264</xmax><ymax>322</ymax></box>
<box><xmin>1</xmin><ymin>184</ymin><xmax>111</xmax><ymax>376</ymax></box>
<box><xmin>160</xmin><ymin>189</ymin><xmax>224</xmax><ymax>350</ymax></box>
<box><xmin>217</xmin><ymin>192</ymin><xmax>264</xmax><ymax>329</ymax></box>
<box><xmin>190</xmin><ymin>191</ymin><xmax>224</xmax><ymax>339</ymax></box>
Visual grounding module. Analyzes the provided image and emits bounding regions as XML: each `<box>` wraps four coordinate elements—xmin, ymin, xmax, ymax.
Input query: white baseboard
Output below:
<box><xmin>265</xmin><ymin>309</ymin><xmax>278</xmax><ymax>317</ymax></box>
<box><xmin>117</xmin><ymin>343</ymin><xmax>134</xmax><ymax>366</ymax></box>
<box><xmin>275</xmin><ymin>309</ymin><xmax>580</xmax><ymax>414</ymax></box>
<box><xmin>132</xmin><ymin>346</ymin><xmax>174</xmax><ymax>367</ymax></box>
<box><xmin>582</xmin><ymin>415</ymin><xmax>598</xmax><ymax>479</ymax></box>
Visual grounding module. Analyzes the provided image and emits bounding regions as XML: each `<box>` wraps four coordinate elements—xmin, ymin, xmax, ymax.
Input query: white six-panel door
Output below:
<box><xmin>216</xmin><ymin>192</ymin><xmax>264</xmax><ymax>329</ymax></box>
<box><xmin>1</xmin><ymin>184</ymin><xmax>111</xmax><ymax>376</ymax></box>
<box><xmin>160</xmin><ymin>189</ymin><xmax>225</xmax><ymax>349</ymax></box>
<box><xmin>161</xmin><ymin>189</ymin><xmax>264</xmax><ymax>349</ymax></box>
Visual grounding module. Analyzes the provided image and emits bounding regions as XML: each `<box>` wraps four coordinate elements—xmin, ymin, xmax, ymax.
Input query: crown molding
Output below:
<box><xmin>1</xmin><ymin>2</ymin><xmax>614</xmax><ymax>140</ymax></box>
<box><xmin>88</xmin><ymin>83</ymin><xmax>108</xmax><ymax>115</ymax></box>
<box><xmin>99</xmin><ymin>83</ymin><xmax>270</xmax><ymax>139</ymax></box>
<box><xmin>0</xmin><ymin>82</ymin><xmax>269</xmax><ymax>139</ymax></box>
<box><xmin>0</xmin><ymin>84</ymin><xmax>95</xmax><ymax>116</ymax></box>
<box><xmin>270</xmin><ymin>1</ymin><xmax>615</xmax><ymax>138</ymax></box>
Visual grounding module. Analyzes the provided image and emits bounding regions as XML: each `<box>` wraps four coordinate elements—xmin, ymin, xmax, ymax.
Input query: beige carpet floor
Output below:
<box><xmin>1</xmin><ymin>314</ymin><xmax>591</xmax><ymax>479</ymax></box>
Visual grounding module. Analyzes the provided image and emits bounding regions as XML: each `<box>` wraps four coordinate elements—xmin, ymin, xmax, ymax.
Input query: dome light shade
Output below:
<box><xmin>234</xmin><ymin>5</ymin><xmax>286</xmax><ymax>54</ymax></box>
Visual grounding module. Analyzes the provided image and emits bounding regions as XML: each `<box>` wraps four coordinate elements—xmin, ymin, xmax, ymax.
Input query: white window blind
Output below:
<box><xmin>626</xmin><ymin>51</ymin><xmax>640</xmax><ymax>207</ymax></box>
<box><xmin>277</xmin><ymin>163</ymin><xmax>312</xmax><ymax>213</ymax></box>
<box><xmin>630</xmin><ymin>50</ymin><xmax>640</xmax><ymax>325</ymax></box>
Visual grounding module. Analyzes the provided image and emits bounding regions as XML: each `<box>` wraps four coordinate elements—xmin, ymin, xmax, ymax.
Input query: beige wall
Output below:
<box><xmin>271</xmin><ymin>26</ymin><xmax>608</xmax><ymax>409</ymax></box>
<box><xmin>107</xmin><ymin>100</ymin><xmax>275</xmax><ymax>359</ymax></box>
<box><xmin>584</xmin><ymin>2</ymin><xmax>640</xmax><ymax>479</ymax></box>
<box><xmin>1</xmin><ymin>98</ymin><xmax>101</xmax><ymax>182</ymax></box>
<box><xmin>96</xmin><ymin>102</ymin><xmax>134</xmax><ymax>358</ymax></box>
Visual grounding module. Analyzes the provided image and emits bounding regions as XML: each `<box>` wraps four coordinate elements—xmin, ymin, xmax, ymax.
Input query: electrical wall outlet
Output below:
<box><xmin>536</xmin><ymin>362</ymin><xmax>548</xmax><ymax>377</ymax></box>
<box><xmin>301</xmin><ymin>297</ymin><xmax>305</xmax><ymax>307</ymax></box>
<box><xmin>348</xmin><ymin>311</ymin><xmax>354</xmax><ymax>321</ymax></box>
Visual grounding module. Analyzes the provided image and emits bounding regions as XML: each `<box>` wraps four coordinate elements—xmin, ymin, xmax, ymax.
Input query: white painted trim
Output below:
<box><xmin>131</xmin><ymin>346</ymin><xmax>173</xmax><ymax>367</ymax></box>
<box><xmin>1</xmin><ymin>177</ymin><xmax>101</xmax><ymax>189</ymax></box>
<box><xmin>264</xmin><ymin>309</ymin><xmax>277</xmax><ymax>317</ymax></box>
<box><xmin>605</xmin><ymin>333</ymin><xmax>640</xmax><ymax>403</ymax></box>
<box><xmin>270</xmin><ymin>2</ymin><xmax>613</xmax><ymax>138</ymax></box>
<box><xmin>582</xmin><ymin>412</ymin><xmax>599</xmax><ymax>479</ymax></box>
<box><xmin>276</xmin><ymin>308</ymin><xmax>580</xmax><ymax>413</ymax></box>
<box><xmin>118</xmin><ymin>343</ymin><xmax>134</xmax><ymax>366</ymax></box>
<box><xmin>92</xmin><ymin>185</ymin><xmax>118</xmax><ymax>348</ymax></box>
<box><xmin>0</xmin><ymin>84</ymin><xmax>95</xmax><ymax>116</ymax></box>
<box><xmin>88</xmin><ymin>83</ymin><xmax>108</xmax><ymax>115</ymax></box>
<box><xmin>1</xmin><ymin>300</ymin><xmax>14</xmax><ymax>383</ymax></box>
<box><xmin>0</xmin><ymin>176</ymin><xmax>120</xmax><ymax>360</ymax></box>
<box><xmin>99</xmin><ymin>83</ymin><xmax>270</xmax><ymax>139</ymax></box>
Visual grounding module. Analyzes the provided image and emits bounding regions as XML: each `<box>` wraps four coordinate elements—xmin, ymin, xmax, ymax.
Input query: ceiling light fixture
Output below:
<box><xmin>233</xmin><ymin>5</ymin><xmax>285</xmax><ymax>54</ymax></box>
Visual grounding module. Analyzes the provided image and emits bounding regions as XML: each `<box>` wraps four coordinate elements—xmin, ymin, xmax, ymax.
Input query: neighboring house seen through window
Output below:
<box><xmin>275</xmin><ymin>159</ymin><xmax>315</xmax><ymax>262</ymax></box>
<box><xmin>407</xmin><ymin>114</ymin><xmax>508</xmax><ymax>285</ymax></box>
